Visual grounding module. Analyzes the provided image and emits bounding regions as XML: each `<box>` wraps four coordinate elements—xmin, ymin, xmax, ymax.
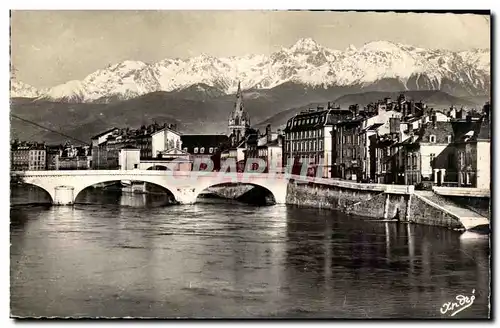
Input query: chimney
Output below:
<box><xmin>483</xmin><ymin>102</ymin><xmax>490</xmax><ymax>121</ymax></box>
<box><xmin>389</xmin><ymin>117</ymin><xmax>400</xmax><ymax>134</ymax></box>
<box><xmin>432</xmin><ymin>113</ymin><xmax>437</xmax><ymax>128</ymax></box>
<box><xmin>327</xmin><ymin>102</ymin><xmax>331</xmax><ymax>109</ymax></box>
<box><xmin>410</xmin><ymin>101</ymin><xmax>415</xmax><ymax>116</ymax></box>
<box><xmin>266</xmin><ymin>124</ymin><xmax>272</xmax><ymax>143</ymax></box>
<box><xmin>402</xmin><ymin>103</ymin><xmax>408</xmax><ymax>117</ymax></box>
<box><xmin>448</xmin><ymin>106</ymin><xmax>456</xmax><ymax>119</ymax></box>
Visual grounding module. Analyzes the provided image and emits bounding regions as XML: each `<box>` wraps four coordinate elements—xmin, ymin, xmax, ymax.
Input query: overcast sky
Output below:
<box><xmin>11</xmin><ymin>11</ymin><xmax>490</xmax><ymax>88</ymax></box>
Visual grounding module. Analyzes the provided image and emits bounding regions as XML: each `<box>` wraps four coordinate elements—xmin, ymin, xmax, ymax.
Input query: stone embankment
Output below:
<box><xmin>284</xmin><ymin>178</ymin><xmax>489</xmax><ymax>231</ymax></box>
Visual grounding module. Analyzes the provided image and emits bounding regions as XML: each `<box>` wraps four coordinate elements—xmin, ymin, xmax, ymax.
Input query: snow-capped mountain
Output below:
<box><xmin>18</xmin><ymin>38</ymin><xmax>490</xmax><ymax>102</ymax></box>
<box><xmin>10</xmin><ymin>80</ymin><xmax>43</xmax><ymax>98</ymax></box>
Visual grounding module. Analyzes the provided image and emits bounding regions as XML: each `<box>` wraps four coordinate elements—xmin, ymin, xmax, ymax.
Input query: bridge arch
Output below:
<box><xmin>74</xmin><ymin>180</ymin><xmax>177</xmax><ymax>204</ymax></box>
<box><xmin>196</xmin><ymin>182</ymin><xmax>277</xmax><ymax>205</ymax></box>
<box><xmin>192</xmin><ymin>176</ymin><xmax>288</xmax><ymax>205</ymax></box>
<box><xmin>16</xmin><ymin>172</ymin><xmax>186</xmax><ymax>205</ymax></box>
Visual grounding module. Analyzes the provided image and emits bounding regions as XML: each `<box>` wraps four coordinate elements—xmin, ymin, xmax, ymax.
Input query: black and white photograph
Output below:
<box><xmin>9</xmin><ymin>9</ymin><xmax>491</xmax><ymax>319</ymax></box>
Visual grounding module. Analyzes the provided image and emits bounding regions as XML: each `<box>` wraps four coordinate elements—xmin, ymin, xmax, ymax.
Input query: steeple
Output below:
<box><xmin>235</xmin><ymin>81</ymin><xmax>243</xmax><ymax>112</ymax></box>
<box><xmin>227</xmin><ymin>81</ymin><xmax>250</xmax><ymax>145</ymax></box>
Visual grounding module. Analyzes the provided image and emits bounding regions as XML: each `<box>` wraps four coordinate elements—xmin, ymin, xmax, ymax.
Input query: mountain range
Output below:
<box><xmin>11</xmin><ymin>38</ymin><xmax>490</xmax><ymax>102</ymax></box>
<box><xmin>10</xmin><ymin>38</ymin><xmax>490</xmax><ymax>144</ymax></box>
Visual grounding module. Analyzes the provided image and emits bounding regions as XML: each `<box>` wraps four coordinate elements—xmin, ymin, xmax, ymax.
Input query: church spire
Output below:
<box><xmin>237</xmin><ymin>81</ymin><xmax>242</xmax><ymax>98</ymax></box>
<box><xmin>235</xmin><ymin>81</ymin><xmax>243</xmax><ymax>112</ymax></box>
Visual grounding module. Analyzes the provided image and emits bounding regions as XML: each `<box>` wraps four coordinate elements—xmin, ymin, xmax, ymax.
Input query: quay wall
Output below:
<box><xmin>410</xmin><ymin>194</ymin><xmax>463</xmax><ymax>230</ymax></box>
<box><xmin>284</xmin><ymin>180</ymin><xmax>473</xmax><ymax>230</ymax></box>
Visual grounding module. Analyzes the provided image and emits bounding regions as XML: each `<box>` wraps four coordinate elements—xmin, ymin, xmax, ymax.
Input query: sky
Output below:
<box><xmin>11</xmin><ymin>10</ymin><xmax>490</xmax><ymax>89</ymax></box>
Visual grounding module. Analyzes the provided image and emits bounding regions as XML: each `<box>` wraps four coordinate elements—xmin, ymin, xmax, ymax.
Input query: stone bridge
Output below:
<box><xmin>11</xmin><ymin>170</ymin><xmax>290</xmax><ymax>205</ymax></box>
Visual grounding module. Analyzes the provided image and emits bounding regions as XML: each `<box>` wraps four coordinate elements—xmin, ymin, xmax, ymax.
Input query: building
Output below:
<box><xmin>46</xmin><ymin>145</ymin><xmax>64</xmax><ymax>170</ymax></box>
<box><xmin>283</xmin><ymin>103</ymin><xmax>352</xmax><ymax>177</ymax></box>
<box><xmin>91</xmin><ymin>123</ymin><xmax>183</xmax><ymax>170</ymax></box>
<box><xmin>181</xmin><ymin>134</ymin><xmax>229</xmax><ymax>170</ymax></box>
<box><xmin>91</xmin><ymin>127</ymin><xmax>119</xmax><ymax>169</ymax></box>
<box><xmin>11</xmin><ymin>142</ymin><xmax>30</xmax><ymax>171</ymax></box>
<box><xmin>228</xmin><ymin>82</ymin><xmax>250</xmax><ymax>147</ymax></box>
<box><xmin>221</xmin><ymin>82</ymin><xmax>251</xmax><ymax>171</ymax></box>
<box><xmin>245</xmin><ymin>124</ymin><xmax>283</xmax><ymax>173</ymax></box>
<box><xmin>401</xmin><ymin>111</ymin><xmax>473</xmax><ymax>186</ymax></box>
<box><xmin>455</xmin><ymin>104</ymin><xmax>491</xmax><ymax>189</ymax></box>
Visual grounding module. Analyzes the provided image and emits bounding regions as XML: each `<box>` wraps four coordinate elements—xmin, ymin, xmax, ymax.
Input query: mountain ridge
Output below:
<box><xmin>11</xmin><ymin>38</ymin><xmax>490</xmax><ymax>101</ymax></box>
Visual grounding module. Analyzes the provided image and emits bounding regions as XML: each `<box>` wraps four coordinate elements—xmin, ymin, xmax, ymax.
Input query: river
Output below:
<box><xmin>10</xmin><ymin>185</ymin><xmax>490</xmax><ymax>318</ymax></box>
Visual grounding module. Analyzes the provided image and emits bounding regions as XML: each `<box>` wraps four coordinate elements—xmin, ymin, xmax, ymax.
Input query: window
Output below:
<box><xmin>412</xmin><ymin>154</ymin><xmax>418</xmax><ymax>169</ymax></box>
<box><xmin>447</xmin><ymin>135</ymin><xmax>452</xmax><ymax>143</ymax></box>
<box><xmin>459</xmin><ymin>152</ymin><xmax>465</xmax><ymax>167</ymax></box>
<box><xmin>200</xmin><ymin>147</ymin><xmax>205</xmax><ymax>153</ymax></box>
<box><xmin>430</xmin><ymin>153</ymin><xmax>435</xmax><ymax>167</ymax></box>
<box><xmin>194</xmin><ymin>147</ymin><xmax>199</xmax><ymax>154</ymax></box>
<box><xmin>319</xmin><ymin>140</ymin><xmax>323</xmax><ymax>150</ymax></box>
<box><xmin>353</xmin><ymin>148</ymin><xmax>356</xmax><ymax>159</ymax></box>
<box><xmin>429</xmin><ymin>135</ymin><xmax>436</xmax><ymax>143</ymax></box>
<box><xmin>134</xmin><ymin>164</ymin><xmax>138</xmax><ymax>169</ymax></box>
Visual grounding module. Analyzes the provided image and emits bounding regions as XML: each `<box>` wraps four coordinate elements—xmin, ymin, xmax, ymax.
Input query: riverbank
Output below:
<box><xmin>284</xmin><ymin>180</ymin><xmax>489</xmax><ymax>231</ymax></box>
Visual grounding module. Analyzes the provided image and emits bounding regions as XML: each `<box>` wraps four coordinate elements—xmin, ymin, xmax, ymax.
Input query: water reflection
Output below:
<box><xmin>10</xmin><ymin>187</ymin><xmax>490</xmax><ymax>318</ymax></box>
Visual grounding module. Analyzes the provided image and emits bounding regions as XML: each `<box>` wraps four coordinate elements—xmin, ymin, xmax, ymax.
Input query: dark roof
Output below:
<box><xmin>419</xmin><ymin>121</ymin><xmax>454</xmax><ymax>144</ymax></box>
<box><xmin>181</xmin><ymin>135</ymin><xmax>229</xmax><ymax>154</ymax></box>
<box><xmin>91</xmin><ymin>127</ymin><xmax>118</xmax><ymax>139</ymax></box>
<box><xmin>452</xmin><ymin>120</ymin><xmax>483</xmax><ymax>143</ymax></box>
<box><xmin>362</xmin><ymin>123</ymin><xmax>384</xmax><ymax>132</ymax></box>
<box><xmin>284</xmin><ymin>108</ymin><xmax>353</xmax><ymax>132</ymax></box>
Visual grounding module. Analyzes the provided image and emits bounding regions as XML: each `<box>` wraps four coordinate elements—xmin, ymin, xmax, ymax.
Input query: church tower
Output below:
<box><xmin>228</xmin><ymin>81</ymin><xmax>250</xmax><ymax>146</ymax></box>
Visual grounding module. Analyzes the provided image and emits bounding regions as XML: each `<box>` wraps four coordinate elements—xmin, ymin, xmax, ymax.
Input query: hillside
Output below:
<box><xmin>10</xmin><ymin>82</ymin><xmax>363</xmax><ymax>144</ymax></box>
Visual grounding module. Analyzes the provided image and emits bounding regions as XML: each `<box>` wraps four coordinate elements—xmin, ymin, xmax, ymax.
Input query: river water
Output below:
<box><xmin>10</xmin><ymin>185</ymin><xmax>490</xmax><ymax>319</ymax></box>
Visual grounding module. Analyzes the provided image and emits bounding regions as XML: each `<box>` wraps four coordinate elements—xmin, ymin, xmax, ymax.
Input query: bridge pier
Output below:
<box><xmin>176</xmin><ymin>187</ymin><xmax>198</xmax><ymax>205</ymax></box>
<box><xmin>273</xmin><ymin>192</ymin><xmax>287</xmax><ymax>204</ymax></box>
<box><xmin>53</xmin><ymin>186</ymin><xmax>75</xmax><ymax>206</ymax></box>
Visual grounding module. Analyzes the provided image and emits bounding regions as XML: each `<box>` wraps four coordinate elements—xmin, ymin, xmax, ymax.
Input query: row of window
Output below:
<box><xmin>285</xmin><ymin>155</ymin><xmax>324</xmax><ymax>162</ymax></box>
<box><xmin>190</xmin><ymin>147</ymin><xmax>216</xmax><ymax>154</ymax></box>
<box><xmin>291</xmin><ymin>116</ymin><xmax>325</xmax><ymax>127</ymax></box>
<box><xmin>428</xmin><ymin>135</ymin><xmax>452</xmax><ymax>143</ymax></box>
<box><xmin>340</xmin><ymin>148</ymin><xmax>357</xmax><ymax>159</ymax></box>
<box><xmin>339</xmin><ymin>134</ymin><xmax>360</xmax><ymax>145</ymax></box>
<box><xmin>406</xmin><ymin>153</ymin><xmax>419</xmax><ymax>170</ymax></box>
<box><xmin>285</xmin><ymin>140</ymin><xmax>324</xmax><ymax>152</ymax></box>
<box><xmin>286</xmin><ymin>129</ymin><xmax>324</xmax><ymax>140</ymax></box>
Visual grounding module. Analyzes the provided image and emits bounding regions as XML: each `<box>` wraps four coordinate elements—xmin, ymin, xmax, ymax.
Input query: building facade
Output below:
<box><xmin>91</xmin><ymin>123</ymin><xmax>183</xmax><ymax>170</ymax></box>
<box><xmin>283</xmin><ymin>103</ymin><xmax>352</xmax><ymax>177</ymax></box>
<box><xmin>245</xmin><ymin>124</ymin><xmax>283</xmax><ymax>173</ymax></box>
